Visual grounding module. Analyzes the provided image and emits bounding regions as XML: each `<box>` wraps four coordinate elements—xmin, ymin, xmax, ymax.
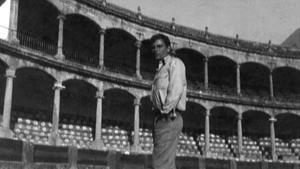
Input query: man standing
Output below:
<box><xmin>150</xmin><ymin>34</ymin><xmax>187</xmax><ymax>169</ymax></box>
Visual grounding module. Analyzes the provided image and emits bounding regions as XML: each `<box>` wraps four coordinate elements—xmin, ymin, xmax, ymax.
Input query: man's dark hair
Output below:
<box><xmin>150</xmin><ymin>34</ymin><xmax>171</xmax><ymax>47</ymax></box>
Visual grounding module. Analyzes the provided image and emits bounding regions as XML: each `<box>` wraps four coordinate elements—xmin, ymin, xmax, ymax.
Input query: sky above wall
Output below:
<box><xmin>108</xmin><ymin>0</ymin><xmax>300</xmax><ymax>45</ymax></box>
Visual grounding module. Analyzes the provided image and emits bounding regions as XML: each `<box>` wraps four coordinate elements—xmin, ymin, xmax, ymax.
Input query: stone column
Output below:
<box><xmin>55</xmin><ymin>14</ymin><xmax>65</xmax><ymax>60</ymax></box>
<box><xmin>8</xmin><ymin>0</ymin><xmax>19</xmax><ymax>43</ymax></box>
<box><xmin>131</xmin><ymin>97</ymin><xmax>142</xmax><ymax>152</ymax></box>
<box><xmin>204</xmin><ymin>57</ymin><xmax>209</xmax><ymax>91</ymax></box>
<box><xmin>205</xmin><ymin>109</ymin><xmax>210</xmax><ymax>157</ymax></box>
<box><xmin>135</xmin><ymin>40</ymin><xmax>142</xmax><ymax>80</ymax></box>
<box><xmin>0</xmin><ymin>68</ymin><xmax>16</xmax><ymax>138</ymax></box>
<box><xmin>92</xmin><ymin>90</ymin><xmax>105</xmax><ymax>150</ymax></box>
<box><xmin>49</xmin><ymin>81</ymin><xmax>65</xmax><ymax>145</ymax></box>
<box><xmin>237</xmin><ymin>113</ymin><xmax>243</xmax><ymax>157</ymax></box>
<box><xmin>98</xmin><ymin>28</ymin><xmax>105</xmax><ymax>69</ymax></box>
<box><xmin>236</xmin><ymin>63</ymin><xmax>241</xmax><ymax>95</ymax></box>
<box><xmin>269</xmin><ymin>117</ymin><xmax>277</xmax><ymax>161</ymax></box>
<box><xmin>269</xmin><ymin>70</ymin><xmax>274</xmax><ymax>100</ymax></box>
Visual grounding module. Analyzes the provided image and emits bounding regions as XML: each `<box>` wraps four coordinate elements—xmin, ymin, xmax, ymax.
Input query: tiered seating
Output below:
<box><xmin>209</xmin><ymin>134</ymin><xmax>232</xmax><ymax>159</ymax></box>
<box><xmin>258</xmin><ymin>137</ymin><xmax>296</xmax><ymax>161</ymax></box>
<box><xmin>59</xmin><ymin>124</ymin><xmax>93</xmax><ymax>148</ymax></box>
<box><xmin>102</xmin><ymin>125</ymin><xmax>130</xmax><ymax>153</ymax></box>
<box><xmin>258</xmin><ymin>137</ymin><xmax>273</xmax><ymax>159</ymax></box>
<box><xmin>139</xmin><ymin>128</ymin><xmax>153</xmax><ymax>154</ymax></box>
<box><xmin>177</xmin><ymin>132</ymin><xmax>200</xmax><ymax>157</ymax></box>
<box><xmin>14</xmin><ymin>118</ymin><xmax>52</xmax><ymax>144</ymax></box>
<box><xmin>275</xmin><ymin>138</ymin><xmax>296</xmax><ymax>161</ymax></box>
<box><xmin>227</xmin><ymin>136</ymin><xmax>262</xmax><ymax>161</ymax></box>
<box><xmin>290</xmin><ymin>139</ymin><xmax>300</xmax><ymax>160</ymax></box>
<box><xmin>196</xmin><ymin>133</ymin><xmax>205</xmax><ymax>154</ymax></box>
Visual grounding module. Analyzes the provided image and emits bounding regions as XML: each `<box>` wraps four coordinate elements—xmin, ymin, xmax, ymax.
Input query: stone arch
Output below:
<box><xmin>60</xmin><ymin>79</ymin><xmax>98</xmax><ymax>137</ymax></box>
<box><xmin>15</xmin><ymin>65</ymin><xmax>57</xmax><ymax>81</ymax></box>
<box><xmin>102</xmin><ymin>88</ymin><xmax>135</xmax><ymax>130</ymax></box>
<box><xmin>240</xmin><ymin>60</ymin><xmax>271</xmax><ymax>69</ymax></box>
<box><xmin>140</xmin><ymin>39</ymin><xmax>156</xmax><ymax>80</ymax></box>
<box><xmin>11</xmin><ymin>67</ymin><xmax>56</xmax><ymax>128</ymax></box>
<box><xmin>275</xmin><ymin>113</ymin><xmax>300</xmax><ymax>139</ymax></box>
<box><xmin>273</xmin><ymin>66</ymin><xmax>300</xmax><ymax>102</ymax></box>
<box><xmin>60</xmin><ymin>76</ymin><xmax>98</xmax><ymax>90</ymax></box>
<box><xmin>176</xmin><ymin>48</ymin><xmax>205</xmax><ymax>90</ymax></box>
<box><xmin>18</xmin><ymin>0</ymin><xmax>60</xmax><ymax>51</ymax></box>
<box><xmin>183</xmin><ymin>101</ymin><xmax>206</xmax><ymax>131</ymax></box>
<box><xmin>0</xmin><ymin>60</ymin><xmax>8</xmax><ymax>120</ymax></box>
<box><xmin>210</xmin><ymin>106</ymin><xmax>239</xmax><ymax>136</ymax></box>
<box><xmin>63</xmin><ymin>14</ymin><xmax>100</xmax><ymax>67</ymax></box>
<box><xmin>140</xmin><ymin>95</ymin><xmax>153</xmax><ymax>129</ymax></box>
<box><xmin>208</xmin><ymin>55</ymin><xmax>237</xmax><ymax>95</ymax></box>
<box><xmin>104</xmin><ymin>28</ymin><xmax>137</xmax><ymax>76</ymax></box>
<box><xmin>242</xmin><ymin>110</ymin><xmax>270</xmax><ymax>138</ymax></box>
<box><xmin>240</xmin><ymin>62</ymin><xmax>270</xmax><ymax>98</ymax></box>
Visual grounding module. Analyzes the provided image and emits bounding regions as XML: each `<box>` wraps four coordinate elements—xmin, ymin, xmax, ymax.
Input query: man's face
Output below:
<box><xmin>152</xmin><ymin>39</ymin><xmax>170</xmax><ymax>60</ymax></box>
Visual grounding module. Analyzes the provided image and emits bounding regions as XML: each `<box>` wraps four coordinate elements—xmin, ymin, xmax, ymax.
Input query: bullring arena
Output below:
<box><xmin>0</xmin><ymin>0</ymin><xmax>300</xmax><ymax>168</ymax></box>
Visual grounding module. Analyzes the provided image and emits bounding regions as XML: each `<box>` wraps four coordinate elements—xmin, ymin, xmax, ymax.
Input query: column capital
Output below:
<box><xmin>53</xmin><ymin>81</ymin><xmax>65</xmax><ymax>90</ymax></box>
<box><xmin>99</xmin><ymin>28</ymin><xmax>106</xmax><ymax>35</ymax></box>
<box><xmin>237</xmin><ymin>113</ymin><xmax>242</xmax><ymax>120</ymax></box>
<box><xmin>5</xmin><ymin>68</ymin><xmax>16</xmax><ymax>78</ymax></box>
<box><xmin>134</xmin><ymin>97</ymin><xmax>141</xmax><ymax>106</ymax></box>
<box><xmin>135</xmin><ymin>40</ymin><xmax>142</xmax><ymax>48</ymax></box>
<box><xmin>269</xmin><ymin>117</ymin><xmax>277</xmax><ymax>122</ymax></box>
<box><xmin>205</xmin><ymin>109</ymin><xmax>210</xmax><ymax>116</ymax></box>
<box><xmin>203</xmin><ymin>57</ymin><xmax>209</xmax><ymax>62</ymax></box>
<box><xmin>96</xmin><ymin>90</ymin><xmax>104</xmax><ymax>99</ymax></box>
<box><xmin>57</xmin><ymin>14</ymin><xmax>66</xmax><ymax>20</ymax></box>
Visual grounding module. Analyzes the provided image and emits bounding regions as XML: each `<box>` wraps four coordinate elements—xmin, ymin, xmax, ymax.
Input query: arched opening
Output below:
<box><xmin>12</xmin><ymin>67</ymin><xmax>55</xmax><ymax>144</ymax></box>
<box><xmin>0</xmin><ymin>61</ymin><xmax>8</xmax><ymax>124</ymax></box>
<box><xmin>176</xmin><ymin>48</ymin><xmax>205</xmax><ymax>90</ymax></box>
<box><xmin>275</xmin><ymin>113</ymin><xmax>300</xmax><ymax>161</ymax></box>
<box><xmin>63</xmin><ymin>14</ymin><xmax>100</xmax><ymax>67</ymax></box>
<box><xmin>210</xmin><ymin>106</ymin><xmax>238</xmax><ymax>158</ymax></box>
<box><xmin>210</xmin><ymin>107</ymin><xmax>238</xmax><ymax>136</ymax></box>
<box><xmin>60</xmin><ymin>79</ymin><xmax>97</xmax><ymax>147</ymax></box>
<box><xmin>275</xmin><ymin>113</ymin><xmax>300</xmax><ymax>139</ymax></box>
<box><xmin>273</xmin><ymin>67</ymin><xmax>300</xmax><ymax>102</ymax></box>
<box><xmin>102</xmin><ymin>88</ymin><xmax>135</xmax><ymax>151</ymax></box>
<box><xmin>104</xmin><ymin>28</ymin><xmax>137</xmax><ymax>76</ymax></box>
<box><xmin>243</xmin><ymin>111</ymin><xmax>271</xmax><ymax>159</ymax></box>
<box><xmin>240</xmin><ymin>62</ymin><xmax>269</xmax><ymax>99</ymax></box>
<box><xmin>140</xmin><ymin>39</ymin><xmax>156</xmax><ymax>80</ymax></box>
<box><xmin>140</xmin><ymin>96</ymin><xmax>153</xmax><ymax>129</ymax></box>
<box><xmin>18</xmin><ymin>0</ymin><xmax>59</xmax><ymax>54</ymax></box>
<box><xmin>208</xmin><ymin>56</ymin><xmax>236</xmax><ymax>95</ymax></box>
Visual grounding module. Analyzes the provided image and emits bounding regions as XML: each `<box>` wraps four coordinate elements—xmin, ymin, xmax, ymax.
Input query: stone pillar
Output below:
<box><xmin>98</xmin><ymin>28</ymin><xmax>105</xmax><ymax>69</ymax></box>
<box><xmin>8</xmin><ymin>0</ymin><xmax>19</xmax><ymax>43</ymax></box>
<box><xmin>236</xmin><ymin>63</ymin><xmax>241</xmax><ymax>95</ymax></box>
<box><xmin>131</xmin><ymin>97</ymin><xmax>142</xmax><ymax>152</ymax></box>
<box><xmin>269</xmin><ymin>70</ymin><xmax>274</xmax><ymax>100</ymax></box>
<box><xmin>204</xmin><ymin>57</ymin><xmax>209</xmax><ymax>91</ymax></box>
<box><xmin>205</xmin><ymin>108</ymin><xmax>210</xmax><ymax>157</ymax></box>
<box><xmin>0</xmin><ymin>68</ymin><xmax>16</xmax><ymax>138</ymax></box>
<box><xmin>135</xmin><ymin>40</ymin><xmax>142</xmax><ymax>80</ymax></box>
<box><xmin>237</xmin><ymin>113</ymin><xmax>243</xmax><ymax>157</ymax></box>
<box><xmin>49</xmin><ymin>81</ymin><xmax>65</xmax><ymax>145</ymax></box>
<box><xmin>55</xmin><ymin>14</ymin><xmax>65</xmax><ymax>60</ymax></box>
<box><xmin>92</xmin><ymin>90</ymin><xmax>105</xmax><ymax>150</ymax></box>
<box><xmin>269</xmin><ymin>117</ymin><xmax>277</xmax><ymax>161</ymax></box>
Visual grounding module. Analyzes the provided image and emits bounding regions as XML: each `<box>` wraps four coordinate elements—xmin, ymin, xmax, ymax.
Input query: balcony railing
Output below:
<box><xmin>17</xmin><ymin>32</ymin><xmax>57</xmax><ymax>55</ymax></box>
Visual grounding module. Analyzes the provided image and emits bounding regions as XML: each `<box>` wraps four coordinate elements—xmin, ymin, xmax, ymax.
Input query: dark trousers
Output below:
<box><xmin>152</xmin><ymin>111</ymin><xmax>183</xmax><ymax>169</ymax></box>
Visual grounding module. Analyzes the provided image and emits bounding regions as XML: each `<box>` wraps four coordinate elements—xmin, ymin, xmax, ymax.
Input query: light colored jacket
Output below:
<box><xmin>151</xmin><ymin>55</ymin><xmax>187</xmax><ymax>114</ymax></box>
